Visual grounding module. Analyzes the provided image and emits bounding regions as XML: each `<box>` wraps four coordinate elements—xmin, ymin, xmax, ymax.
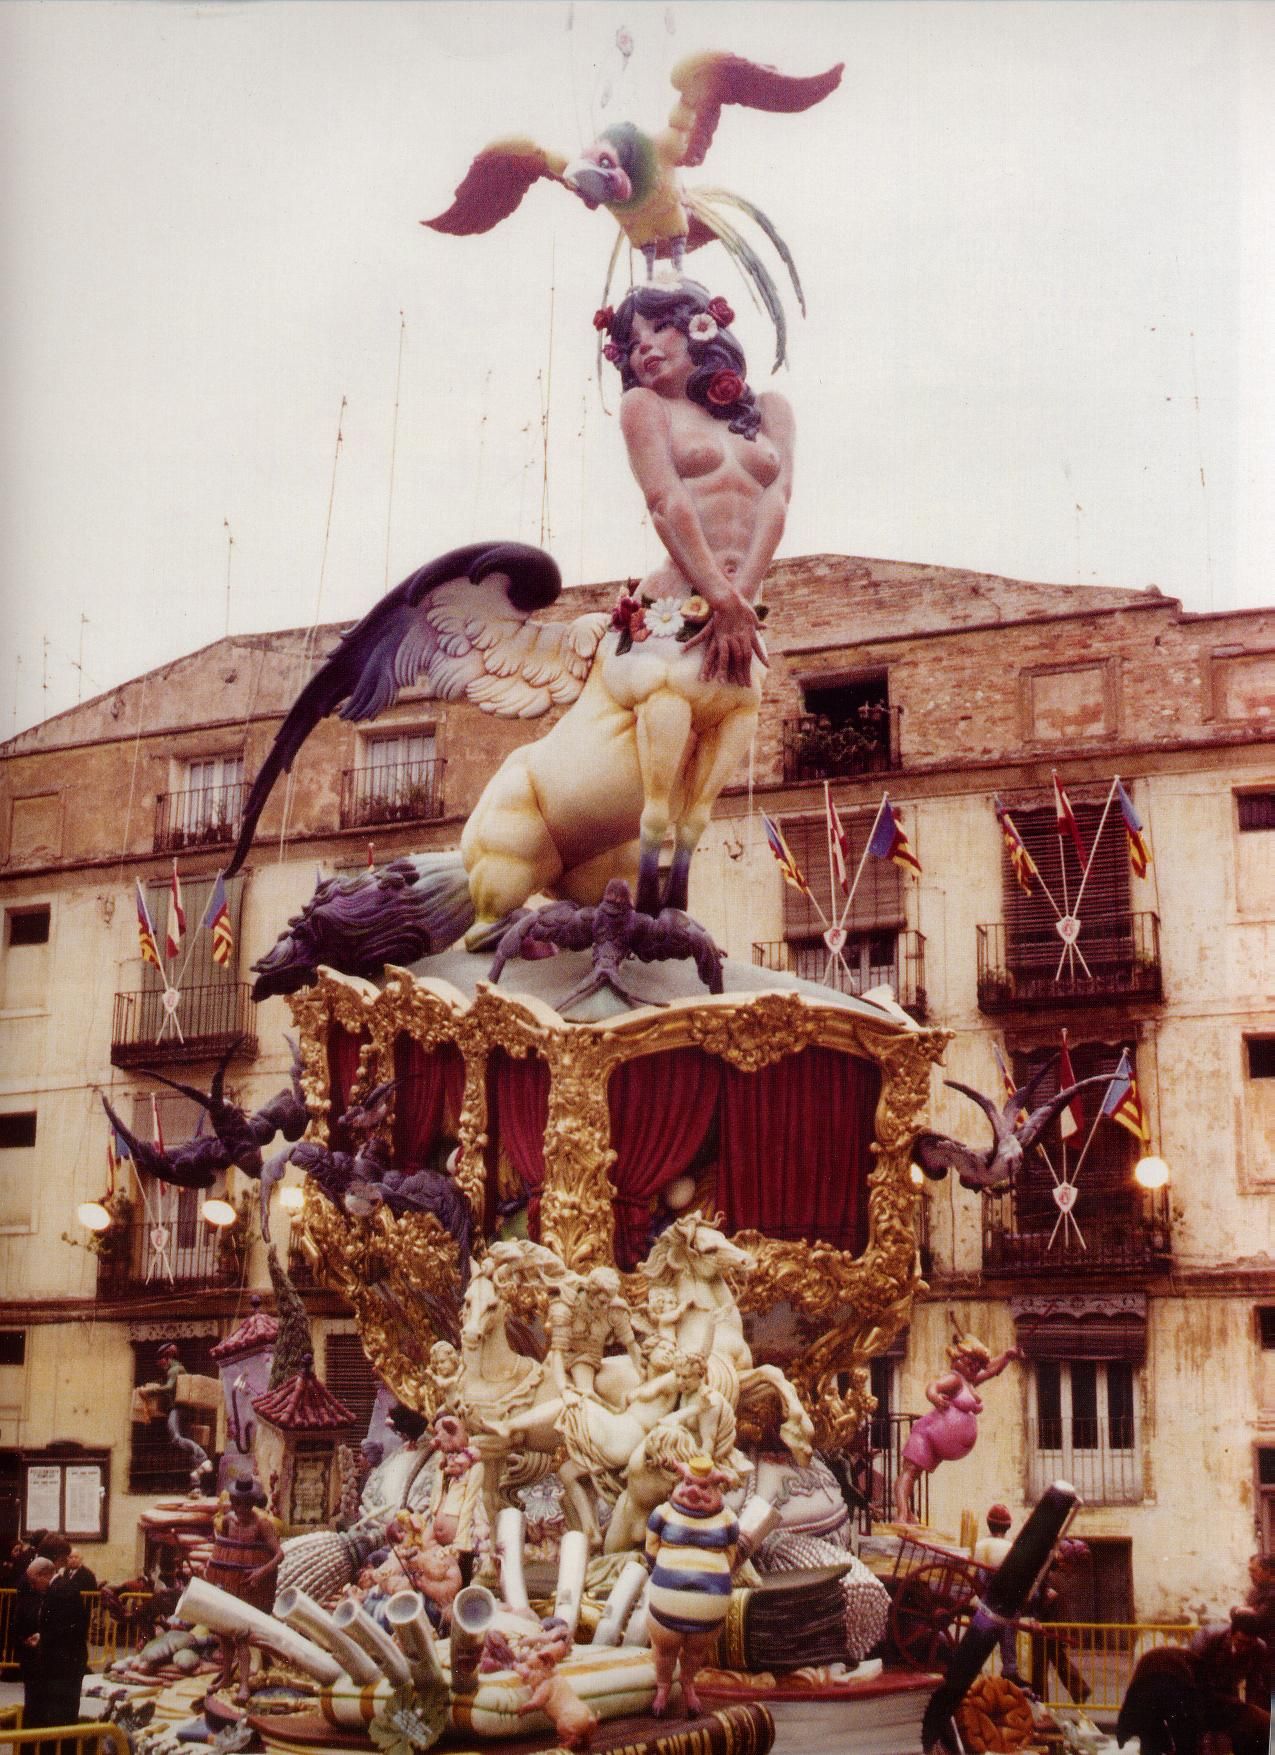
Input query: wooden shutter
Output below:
<box><xmin>781</xmin><ymin>812</ymin><xmax>904</xmax><ymax>939</ymax></box>
<box><xmin>144</xmin><ymin>873</ymin><xmax>245</xmax><ymax>991</ymax></box>
<box><xmin>323</xmin><ymin>1333</ymin><xmax>378</xmax><ymax>1433</ymax></box>
<box><xmin>1003</xmin><ymin>802</ymin><xmax>1131</xmax><ymax>974</ymax></box>
<box><xmin>1010</xmin><ymin>1039</ymin><xmax>1138</xmax><ymax>1229</ymax></box>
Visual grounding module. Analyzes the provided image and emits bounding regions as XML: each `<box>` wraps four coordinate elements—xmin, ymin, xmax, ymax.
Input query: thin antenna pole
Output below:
<box><xmin>223</xmin><ymin>519</ymin><xmax>234</xmax><ymax>636</ymax></box>
<box><xmin>384</xmin><ymin>311</ymin><xmax>406</xmax><ymax>588</ymax></box>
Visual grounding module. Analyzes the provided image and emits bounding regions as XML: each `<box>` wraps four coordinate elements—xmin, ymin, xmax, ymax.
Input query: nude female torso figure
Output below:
<box><xmin>461</xmin><ymin>302</ymin><xmax>794</xmax><ymax>925</ymax></box>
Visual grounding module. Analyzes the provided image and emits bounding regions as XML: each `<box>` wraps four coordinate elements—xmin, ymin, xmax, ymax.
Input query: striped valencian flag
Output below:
<box><xmin>994</xmin><ymin>795</ymin><xmax>1040</xmax><ymax>896</ymax></box>
<box><xmin>1116</xmin><ymin>781</ymin><xmax>1151</xmax><ymax>878</ymax></box>
<box><xmin>867</xmin><ymin>794</ymin><xmax>922</xmax><ymax>875</ymax></box>
<box><xmin>761</xmin><ymin>812</ymin><xmax>811</xmax><ymax>894</ymax></box>
<box><xmin>135</xmin><ymin>881</ymin><xmax>163</xmax><ymax>970</ymax></box>
<box><xmin>1102</xmin><ymin>1049</ymin><xmax>1152</xmax><ymax>1144</ymax></box>
<box><xmin>203</xmin><ymin>872</ymin><xmax>235</xmax><ymax>967</ymax></box>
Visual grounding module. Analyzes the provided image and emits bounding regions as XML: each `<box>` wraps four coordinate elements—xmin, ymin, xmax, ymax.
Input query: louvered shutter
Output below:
<box><xmin>323</xmin><ymin>1333</ymin><xmax>378</xmax><ymax>1434</ymax></box>
<box><xmin>1010</xmin><ymin>1040</ymin><xmax>1138</xmax><ymax>1230</ymax></box>
<box><xmin>1003</xmin><ymin>803</ymin><xmax>1131</xmax><ymax>977</ymax></box>
<box><xmin>144</xmin><ymin>874</ymin><xmax>246</xmax><ymax>991</ymax></box>
<box><xmin>781</xmin><ymin>812</ymin><xmax>903</xmax><ymax>939</ymax></box>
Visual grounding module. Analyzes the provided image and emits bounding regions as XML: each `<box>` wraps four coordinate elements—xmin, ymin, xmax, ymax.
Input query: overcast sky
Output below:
<box><xmin>2</xmin><ymin>0</ymin><xmax>1271</xmax><ymax>738</ymax></box>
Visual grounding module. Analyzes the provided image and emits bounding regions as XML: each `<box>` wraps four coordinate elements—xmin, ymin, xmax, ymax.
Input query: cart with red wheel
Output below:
<box><xmin>887</xmin><ymin>1532</ymin><xmax>985</xmax><ymax>1670</ymax></box>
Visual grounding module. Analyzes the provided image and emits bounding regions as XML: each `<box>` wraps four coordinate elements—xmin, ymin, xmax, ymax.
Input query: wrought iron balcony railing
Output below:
<box><xmin>97</xmin><ymin>1214</ymin><xmax>242</xmax><ymax>1302</ymax></box>
<box><xmin>981</xmin><ymin>1186</ymin><xmax>1171</xmax><ymax>1276</ymax></box>
<box><xmin>752</xmin><ymin>930</ymin><xmax>927</xmax><ymax>1020</ymax></box>
<box><xmin>1028</xmin><ymin>1415</ymin><xmax>1148</xmax><ymax>1505</ymax></box>
<box><xmin>976</xmin><ymin>911</ymin><xmax>1162</xmax><ymax>1013</ymax></box>
<box><xmin>110</xmin><ymin>982</ymin><xmax>257</xmax><ymax>1068</ymax></box>
<box><xmin>154</xmin><ymin>781</ymin><xmax>247</xmax><ymax>853</ymax></box>
<box><xmin>340</xmin><ymin>758</ymin><xmax>447</xmax><ymax>829</ymax></box>
<box><xmin>843</xmin><ymin>1412</ymin><xmax>928</xmax><ymax>1532</ymax></box>
<box><xmin>781</xmin><ymin>706</ymin><xmax>902</xmax><ymax>784</ymax></box>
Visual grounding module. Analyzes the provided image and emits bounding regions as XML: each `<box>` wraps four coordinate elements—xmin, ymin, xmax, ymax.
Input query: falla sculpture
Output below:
<box><xmin>169</xmin><ymin>41</ymin><xmax>995</xmax><ymax>1755</ymax></box>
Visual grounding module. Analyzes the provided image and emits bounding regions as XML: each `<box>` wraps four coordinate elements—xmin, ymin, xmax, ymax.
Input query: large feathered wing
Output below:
<box><xmin>663</xmin><ymin>53</ymin><xmax>844</xmax><ymax>169</ymax></box>
<box><xmin>225</xmin><ymin>542</ymin><xmax>607</xmax><ymax>877</ymax></box>
<box><xmin>1016</xmin><ymin>1075</ymin><xmax>1117</xmax><ymax>1153</ymax></box>
<box><xmin>423</xmin><ymin>138</ymin><xmax>569</xmax><ymax>235</ymax></box>
<box><xmin>912</xmin><ymin>1132</ymin><xmax>997</xmax><ymax>1189</ymax></box>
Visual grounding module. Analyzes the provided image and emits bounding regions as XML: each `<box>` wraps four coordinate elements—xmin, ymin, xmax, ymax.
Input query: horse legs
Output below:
<box><xmin>633</xmin><ymin>691</ymin><xmax>695</xmax><ymax>915</ymax></box>
<box><xmin>663</xmin><ymin>702</ymin><xmax>759</xmax><ymax>912</ymax></box>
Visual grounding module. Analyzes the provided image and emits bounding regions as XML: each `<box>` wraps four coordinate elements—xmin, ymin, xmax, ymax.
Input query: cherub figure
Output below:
<box><xmin>427</xmin><ymin>1340</ymin><xmax>463</xmax><ymax>1412</ymax></box>
<box><xmin>893</xmin><ymin>1318</ymin><xmax>1024</xmax><ymax>1525</ymax></box>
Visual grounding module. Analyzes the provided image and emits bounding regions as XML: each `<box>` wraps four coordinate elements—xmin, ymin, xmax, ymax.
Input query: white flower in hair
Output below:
<box><xmin>687</xmin><ymin>313</ymin><xmax>719</xmax><ymax>344</ymax></box>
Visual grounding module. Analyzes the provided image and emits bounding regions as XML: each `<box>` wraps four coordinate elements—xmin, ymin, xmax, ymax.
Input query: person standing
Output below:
<box><xmin>971</xmin><ymin>1504</ymin><xmax>1022</xmax><ymax>1684</ymax></box>
<box><xmin>14</xmin><ymin>1557</ymin><xmax>55</xmax><ymax>1729</ymax></box>
<box><xmin>43</xmin><ymin>1551</ymin><xmax>91</xmax><ymax>1735</ymax></box>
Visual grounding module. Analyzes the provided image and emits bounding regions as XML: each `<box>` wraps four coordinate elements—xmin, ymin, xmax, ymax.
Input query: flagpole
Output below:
<box><xmin>1070</xmin><ymin>774</ymin><xmax>1120</xmax><ymax>919</ymax></box>
<box><xmin>836</xmin><ymin>794</ymin><xmax>888</xmax><ymax>933</ymax></box>
<box><xmin>1052</xmin><ymin>772</ymin><xmax>1076</xmax><ymax>981</ymax></box>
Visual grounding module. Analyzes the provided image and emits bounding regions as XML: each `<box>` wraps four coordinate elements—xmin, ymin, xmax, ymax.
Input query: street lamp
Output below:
<box><xmin>201</xmin><ymin>1197</ymin><xmax>238</xmax><ymax>1227</ymax></box>
<box><xmin>77</xmin><ymin>1201</ymin><xmax>113</xmax><ymax>1232</ymax></box>
<box><xmin>1134</xmin><ymin>1155</ymin><xmax>1170</xmax><ymax>1190</ymax></box>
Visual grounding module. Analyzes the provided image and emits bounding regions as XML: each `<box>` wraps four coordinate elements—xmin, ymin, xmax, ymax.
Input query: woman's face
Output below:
<box><xmin>628</xmin><ymin>313</ymin><xmax>695</xmax><ymax>399</ymax></box>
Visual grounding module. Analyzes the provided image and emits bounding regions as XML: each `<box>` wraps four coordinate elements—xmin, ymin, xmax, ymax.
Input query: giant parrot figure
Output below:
<box><xmin>424</xmin><ymin>51</ymin><xmax>844</xmax><ymax>368</ymax></box>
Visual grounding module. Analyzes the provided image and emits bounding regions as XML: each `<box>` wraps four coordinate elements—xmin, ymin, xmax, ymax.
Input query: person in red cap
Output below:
<box><xmin>972</xmin><ymin>1505</ymin><xmax>1021</xmax><ymax>1682</ymax></box>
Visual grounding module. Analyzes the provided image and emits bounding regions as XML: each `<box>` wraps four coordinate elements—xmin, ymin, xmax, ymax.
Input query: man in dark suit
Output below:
<box><xmin>14</xmin><ymin>1557</ymin><xmax>56</xmax><ymax>1729</ymax></box>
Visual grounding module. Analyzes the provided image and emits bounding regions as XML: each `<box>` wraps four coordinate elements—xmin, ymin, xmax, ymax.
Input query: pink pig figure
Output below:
<box><xmin>515</xmin><ymin>1647</ymin><xmax>597</xmax><ymax>1749</ymax></box>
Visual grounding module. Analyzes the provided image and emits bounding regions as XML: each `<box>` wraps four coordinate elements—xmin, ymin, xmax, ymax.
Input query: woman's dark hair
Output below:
<box><xmin>607</xmin><ymin>281</ymin><xmax>761</xmax><ymax>440</ymax></box>
<box><xmin>387</xmin><ymin>1403</ymin><xmax>428</xmax><ymax>1442</ymax></box>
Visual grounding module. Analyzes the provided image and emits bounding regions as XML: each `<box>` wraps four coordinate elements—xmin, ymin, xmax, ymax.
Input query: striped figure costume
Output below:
<box><xmin>645</xmin><ymin>1498</ymin><xmax>739</xmax><ymax>1636</ymax></box>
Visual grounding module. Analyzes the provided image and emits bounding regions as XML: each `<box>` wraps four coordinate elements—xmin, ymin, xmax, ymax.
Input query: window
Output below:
<box><xmin>1238</xmin><ymin>793</ymin><xmax>1275</xmax><ymax>832</ymax></box>
<box><xmin>1259</xmin><ymin>1448</ymin><xmax>1275</xmax><ymax>1558</ymax></box>
<box><xmin>323</xmin><ymin>1333</ymin><xmax>379</xmax><ymax>1434</ymax></box>
<box><xmin>0</xmin><ymin>1333</ymin><xmax>25</xmax><ymax>1368</ymax></box>
<box><xmin>1002</xmin><ymin>800</ymin><xmax>1132</xmax><ymax>979</ymax></box>
<box><xmin>124</xmin><ymin>1092</ymin><xmax>228</xmax><ymax>1284</ymax></box>
<box><xmin>1008</xmin><ymin>1042</ymin><xmax>1140</xmax><ymax>1240</ymax></box>
<box><xmin>1032</xmin><ymin>1360</ymin><xmax>1142</xmax><ymax>1503</ymax></box>
<box><xmin>1248</xmin><ymin>1040</ymin><xmax>1275</xmax><ymax>1080</ymax></box>
<box><xmin>0</xmin><ymin>1114</ymin><xmax>37</xmax><ymax>1150</ymax></box>
<box><xmin>773</xmin><ymin>812</ymin><xmax>909</xmax><ymax>1004</ymax></box>
<box><xmin>140</xmin><ymin>872</ymin><xmax>244</xmax><ymax>990</ymax></box>
<box><xmin>343</xmin><ymin>729</ymin><xmax>443</xmax><ymax>827</ymax></box>
<box><xmin>156</xmin><ymin>753</ymin><xmax>245</xmax><ymax>852</ymax></box>
<box><xmin>129</xmin><ymin>1337</ymin><xmax>218</xmax><ymax>1494</ymax></box>
<box><xmin>6</xmin><ymin>908</ymin><xmax>49</xmax><ymax>948</ymax></box>
<box><xmin>785</xmin><ymin>672</ymin><xmax>895</xmax><ymax>782</ymax></box>
<box><xmin>0</xmin><ymin>1112</ymin><xmax>37</xmax><ymax>1230</ymax></box>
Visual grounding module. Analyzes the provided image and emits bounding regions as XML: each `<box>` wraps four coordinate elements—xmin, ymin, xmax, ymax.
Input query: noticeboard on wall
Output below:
<box><xmin>20</xmin><ymin>1446</ymin><xmax>110</xmax><ymax>1542</ymax></box>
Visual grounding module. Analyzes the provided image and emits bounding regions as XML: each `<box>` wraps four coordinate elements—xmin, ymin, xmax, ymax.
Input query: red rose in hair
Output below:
<box><xmin>705</xmin><ymin>370</ymin><xmax>745</xmax><ymax>407</ymax></box>
<box><xmin>707</xmin><ymin>297</ymin><xmax>735</xmax><ymax>328</ymax></box>
<box><xmin>593</xmin><ymin>306</ymin><xmax>615</xmax><ymax>332</ymax></box>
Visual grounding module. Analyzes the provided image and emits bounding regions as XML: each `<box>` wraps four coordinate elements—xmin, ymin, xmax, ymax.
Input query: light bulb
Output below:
<box><xmin>279</xmin><ymin>1184</ymin><xmax>305</xmax><ymax>1214</ymax></box>
<box><xmin>77</xmin><ymin>1201</ymin><xmax>113</xmax><ymax>1232</ymax></box>
<box><xmin>909</xmin><ymin>1164</ymin><xmax>926</xmax><ymax>1188</ymax></box>
<box><xmin>201</xmin><ymin>1197</ymin><xmax>238</xmax><ymax>1227</ymax></box>
<box><xmin>1134</xmin><ymin>1155</ymin><xmax>1169</xmax><ymax>1190</ymax></box>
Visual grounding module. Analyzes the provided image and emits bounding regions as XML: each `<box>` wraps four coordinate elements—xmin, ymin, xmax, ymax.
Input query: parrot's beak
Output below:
<box><xmin>563</xmin><ymin>157</ymin><xmax>632</xmax><ymax>209</ymax></box>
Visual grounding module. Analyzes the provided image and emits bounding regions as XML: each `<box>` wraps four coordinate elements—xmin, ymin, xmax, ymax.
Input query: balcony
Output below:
<box><xmin>111</xmin><ymin>982</ymin><xmax>257</xmax><ymax>1069</ymax></box>
<box><xmin>752</xmin><ymin>929</ymin><xmax>927</xmax><ymax>1020</ymax></box>
<box><xmin>97</xmin><ymin>1214</ymin><xmax>242</xmax><ymax>1301</ymax></box>
<box><xmin>976</xmin><ymin>912</ymin><xmax>1161</xmax><ymax>1013</ymax></box>
<box><xmin>1027</xmin><ymin>1415</ymin><xmax>1147</xmax><ymax>1505</ymax></box>
<box><xmin>154</xmin><ymin>780</ymin><xmax>247</xmax><ymax>854</ymax></box>
<box><xmin>781</xmin><ymin>707</ymin><xmax>902</xmax><ymax>785</ymax></box>
<box><xmin>982</xmin><ymin>1188</ymin><xmax>1172</xmax><ymax>1277</ymax></box>
<box><xmin>846</xmin><ymin>1412</ymin><xmax>929</xmax><ymax>1532</ymax></box>
<box><xmin>340</xmin><ymin>758</ymin><xmax>446</xmax><ymax>830</ymax></box>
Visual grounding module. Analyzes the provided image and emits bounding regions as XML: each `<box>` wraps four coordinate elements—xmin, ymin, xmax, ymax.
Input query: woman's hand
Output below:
<box><xmin>684</xmin><ymin>593</ymin><xmax>768</xmax><ymax>687</ymax></box>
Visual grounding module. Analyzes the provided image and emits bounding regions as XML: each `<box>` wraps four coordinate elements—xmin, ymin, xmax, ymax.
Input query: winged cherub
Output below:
<box><xmin>912</xmin><ymin>1058</ymin><xmax>1115</xmax><ymax>1193</ymax></box>
<box><xmin>424</xmin><ymin>52</ymin><xmax>843</xmax><ymax>367</ymax></box>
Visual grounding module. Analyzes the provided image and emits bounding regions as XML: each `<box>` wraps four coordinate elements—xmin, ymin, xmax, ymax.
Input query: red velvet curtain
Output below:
<box><xmin>392</xmin><ymin>1035</ymin><xmax>466</xmax><ymax>1165</ymax></box>
<box><xmin>607</xmin><ymin>1048</ymin><xmax>722</xmax><ymax>1268</ymax></box>
<box><xmin>327</xmin><ymin>1026</ymin><xmax>367</xmax><ymax>1152</ymax></box>
<box><xmin>485</xmin><ymin>1050</ymin><xmax>550</xmax><ymax>1237</ymax></box>
<box><xmin>717</xmin><ymin>1046</ymin><xmax>880</xmax><ymax>1253</ymax></box>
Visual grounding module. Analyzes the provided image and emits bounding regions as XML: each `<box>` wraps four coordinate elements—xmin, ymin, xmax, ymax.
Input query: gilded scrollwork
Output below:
<box><xmin>288</xmin><ymin>965</ymin><xmax>949</xmax><ymax>1448</ymax></box>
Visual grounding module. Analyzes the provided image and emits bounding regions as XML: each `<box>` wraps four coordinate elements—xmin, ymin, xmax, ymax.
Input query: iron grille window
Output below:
<box><xmin>1033</xmin><ymin>1360</ymin><xmax>1141</xmax><ymax>1503</ymax></box>
<box><xmin>323</xmin><ymin>1333</ymin><xmax>378</xmax><ymax>1434</ymax></box>
<box><xmin>780</xmin><ymin>812</ymin><xmax>903</xmax><ymax>941</ymax></box>
<box><xmin>1002</xmin><ymin>801</ymin><xmax>1131</xmax><ymax>976</ymax></box>
<box><xmin>1010</xmin><ymin>1041</ymin><xmax>1139</xmax><ymax>1233</ymax></box>
<box><xmin>1238</xmin><ymin>793</ymin><xmax>1275</xmax><ymax>832</ymax></box>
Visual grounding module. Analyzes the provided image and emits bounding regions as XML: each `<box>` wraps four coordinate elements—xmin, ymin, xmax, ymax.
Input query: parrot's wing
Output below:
<box><xmin>912</xmin><ymin>1132</ymin><xmax>995</xmax><ymax>1187</ymax></box>
<box><xmin>423</xmin><ymin>137</ymin><xmax>569</xmax><ymax>235</ymax></box>
<box><xmin>225</xmin><ymin>543</ymin><xmax>608</xmax><ymax>877</ymax></box>
<box><xmin>665</xmin><ymin>53</ymin><xmax>844</xmax><ymax>168</ymax></box>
